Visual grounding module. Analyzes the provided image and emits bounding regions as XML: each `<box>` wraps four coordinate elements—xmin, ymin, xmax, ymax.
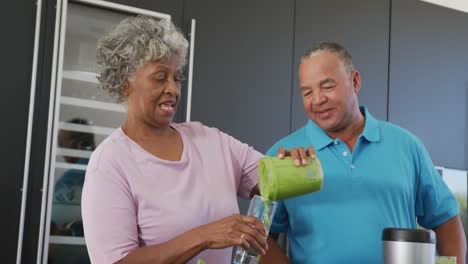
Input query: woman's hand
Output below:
<box><xmin>197</xmin><ymin>214</ymin><xmax>269</xmax><ymax>255</ymax></box>
<box><xmin>277</xmin><ymin>146</ymin><xmax>316</xmax><ymax>166</ymax></box>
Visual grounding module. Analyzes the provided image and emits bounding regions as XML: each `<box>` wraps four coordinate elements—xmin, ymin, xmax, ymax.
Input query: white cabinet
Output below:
<box><xmin>39</xmin><ymin>1</ymin><xmax>171</xmax><ymax>263</ymax></box>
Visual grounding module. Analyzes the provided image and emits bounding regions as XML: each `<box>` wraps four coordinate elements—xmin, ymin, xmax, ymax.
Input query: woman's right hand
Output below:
<box><xmin>196</xmin><ymin>214</ymin><xmax>269</xmax><ymax>255</ymax></box>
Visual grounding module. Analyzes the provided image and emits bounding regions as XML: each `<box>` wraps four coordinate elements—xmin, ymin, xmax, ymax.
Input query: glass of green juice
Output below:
<box><xmin>232</xmin><ymin>195</ymin><xmax>277</xmax><ymax>264</ymax></box>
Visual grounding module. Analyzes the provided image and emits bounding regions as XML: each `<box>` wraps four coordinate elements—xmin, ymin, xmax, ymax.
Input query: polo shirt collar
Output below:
<box><xmin>360</xmin><ymin>106</ymin><xmax>380</xmax><ymax>143</ymax></box>
<box><xmin>305</xmin><ymin>105</ymin><xmax>380</xmax><ymax>151</ymax></box>
<box><xmin>305</xmin><ymin>119</ymin><xmax>333</xmax><ymax>151</ymax></box>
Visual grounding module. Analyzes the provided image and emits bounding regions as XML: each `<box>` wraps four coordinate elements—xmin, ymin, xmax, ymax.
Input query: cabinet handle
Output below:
<box><xmin>186</xmin><ymin>19</ymin><xmax>196</xmax><ymax>122</ymax></box>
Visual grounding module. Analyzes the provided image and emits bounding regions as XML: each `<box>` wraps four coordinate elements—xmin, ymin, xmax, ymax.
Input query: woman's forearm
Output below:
<box><xmin>117</xmin><ymin>227</ymin><xmax>206</xmax><ymax>264</ymax></box>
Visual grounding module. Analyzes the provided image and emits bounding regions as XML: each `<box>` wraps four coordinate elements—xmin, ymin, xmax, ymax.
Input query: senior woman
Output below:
<box><xmin>81</xmin><ymin>16</ymin><xmax>270</xmax><ymax>264</ymax></box>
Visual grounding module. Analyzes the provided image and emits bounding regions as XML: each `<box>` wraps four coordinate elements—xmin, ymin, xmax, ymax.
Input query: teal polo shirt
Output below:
<box><xmin>267</xmin><ymin>106</ymin><xmax>459</xmax><ymax>264</ymax></box>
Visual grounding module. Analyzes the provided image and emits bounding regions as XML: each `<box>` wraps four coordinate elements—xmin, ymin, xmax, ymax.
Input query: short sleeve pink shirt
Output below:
<box><xmin>82</xmin><ymin>122</ymin><xmax>263</xmax><ymax>263</ymax></box>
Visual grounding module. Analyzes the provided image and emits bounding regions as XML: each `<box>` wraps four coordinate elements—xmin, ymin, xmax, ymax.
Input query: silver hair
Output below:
<box><xmin>96</xmin><ymin>15</ymin><xmax>189</xmax><ymax>102</ymax></box>
<box><xmin>302</xmin><ymin>42</ymin><xmax>355</xmax><ymax>74</ymax></box>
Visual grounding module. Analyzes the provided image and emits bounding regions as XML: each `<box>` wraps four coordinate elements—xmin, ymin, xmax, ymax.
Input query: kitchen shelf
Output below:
<box><xmin>49</xmin><ymin>235</ymin><xmax>86</xmax><ymax>246</ymax></box>
<box><xmin>55</xmin><ymin>162</ymin><xmax>87</xmax><ymax>171</ymax></box>
<box><xmin>58</xmin><ymin>121</ymin><xmax>115</xmax><ymax>136</ymax></box>
<box><xmin>62</xmin><ymin>70</ymin><xmax>99</xmax><ymax>84</ymax></box>
<box><xmin>60</xmin><ymin>96</ymin><xmax>125</xmax><ymax>113</ymax></box>
<box><xmin>56</xmin><ymin>148</ymin><xmax>93</xmax><ymax>159</ymax></box>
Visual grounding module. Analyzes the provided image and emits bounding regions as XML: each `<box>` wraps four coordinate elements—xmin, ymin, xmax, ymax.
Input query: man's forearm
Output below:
<box><xmin>434</xmin><ymin>215</ymin><xmax>467</xmax><ymax>264</ymax></box>
<box><xmin>260</xmin><ymin>235</ymin><xmax>289</xmax><ymax>264</ymax></box>
<box><xmin>250</xmin><ymin>184</ymin><xmax>260</xmax><ymax>198</ymax></box>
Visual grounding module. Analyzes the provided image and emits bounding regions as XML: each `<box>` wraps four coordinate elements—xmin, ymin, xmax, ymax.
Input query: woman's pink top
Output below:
<box><xmin>82</xmin><ymin>122</ymin><xmax>262</xmax><ymax>263</ymax></box>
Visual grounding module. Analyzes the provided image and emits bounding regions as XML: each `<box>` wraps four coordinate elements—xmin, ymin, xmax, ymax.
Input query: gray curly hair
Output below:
<box><xmin>96</xmin><ymin>15</ymin><xmax>189</xmax><ymax>102</ymax></box>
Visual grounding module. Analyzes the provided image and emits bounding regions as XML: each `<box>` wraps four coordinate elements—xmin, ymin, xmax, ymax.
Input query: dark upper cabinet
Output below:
<box><xmin>291</xmin><ymin>0</ymin><xmax>390</xmax><ymax>131</ymax></box>
<box><xmin>0</xmin><ymin>2</ymin><xmax>37</xmax><ymax>263</ymax></box>
<box><xmin>184</xmin><ymin>0</ymin><xmax>295</xmax><ymax>153</ymax></box>
<box><xmin>389</xmin><ymin>0</ymin><xmax>468</xmax><ymax>170</ymax></box>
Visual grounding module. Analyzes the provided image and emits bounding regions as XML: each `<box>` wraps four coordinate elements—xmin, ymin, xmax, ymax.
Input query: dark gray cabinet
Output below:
<box><xmin>184</xmin><ymin>0</ymin><xmax>295</xmax><ymax>153</ymax></box>
<box><xmin>389</xmin><ymin>0</ymin><xmax>468</xmax><ymax>170</ymax></box>
<box><xmin>184</xmin><ymin>0</ymin><xmax>295</xmax><ymax>216</ymax></box>
<box><xmin>0</xmin><ymin>2</ymin><xmax>37</xmax><ymax>263</ymax></box>
<box><xmin>291</xmin><ymin>0</ymin><xmax>390</xmax><ymax>131</ymax></box>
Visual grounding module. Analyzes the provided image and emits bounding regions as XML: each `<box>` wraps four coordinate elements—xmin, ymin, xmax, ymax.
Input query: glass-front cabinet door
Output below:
<box><xmin>40</xmin><ymin>1</ymin><xmax>171</xmax><ymax>263</ymax></box>
<box><xmin>437</xmin><ymin>166</ymin><xmax>468</xmax><ymax>248</ymax></box>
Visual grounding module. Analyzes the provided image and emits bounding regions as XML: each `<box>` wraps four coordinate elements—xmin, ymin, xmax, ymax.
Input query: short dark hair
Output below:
<box><xmin>58</xmin><ymin>118</ymin><xmax>96</xmax><ymax>151</ymax></box>
<box><xmin>302</xmin><ymin>42</ymin><xmax>355</xmax><ymax>73</ymax></box>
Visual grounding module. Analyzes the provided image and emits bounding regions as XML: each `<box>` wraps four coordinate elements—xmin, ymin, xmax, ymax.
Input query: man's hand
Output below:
<box><xmin>277</xmin><ymin>146</ymin><xmax>316</xmax><ymax>166</ymax></box>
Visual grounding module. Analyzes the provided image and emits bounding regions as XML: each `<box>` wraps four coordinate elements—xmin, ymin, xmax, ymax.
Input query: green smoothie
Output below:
<box><xmin>254</xmin><ymin>157</ymin><xmax>323</xmax><ymax>263</ymax></box>
<box><xmin>258</xmin><ymin>156</ymin><xmax>323</xmax><ymax>201</ymax></box>
<box><xmin>257</xmin><ymin>200</ymin><xmax>270</xmax><ymax>263</ymax></box>
<box><xmin>435</xmin><ymin>256</ymin><xmax>456</xmax><ymax>264</ymax></box>
<box><xmin>246</xmin><ymin>155</ymin><xmax>323</xmax><ymax>264</ymax></box>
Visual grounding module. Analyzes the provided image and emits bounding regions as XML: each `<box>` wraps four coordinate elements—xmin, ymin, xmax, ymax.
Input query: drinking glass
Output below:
<box><xmin>232</xmin><ymin>195</ymin><xmax>277</xmax><ymax>264</ymax></box>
